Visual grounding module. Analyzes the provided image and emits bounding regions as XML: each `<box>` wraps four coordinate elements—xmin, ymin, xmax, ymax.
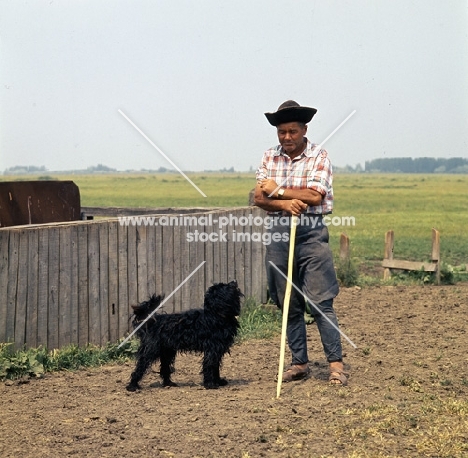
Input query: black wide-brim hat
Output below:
<box><xmin>264</xmin><ymin>100</ymin><xmax>317</xmax><ymax>126</ymax></box>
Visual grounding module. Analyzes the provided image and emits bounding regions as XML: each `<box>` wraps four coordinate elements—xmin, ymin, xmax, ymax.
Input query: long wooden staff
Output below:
<box><xmin>276</xmin><ymin>215</ymin><xmax>299</xmax><ymax>398</ymax></box>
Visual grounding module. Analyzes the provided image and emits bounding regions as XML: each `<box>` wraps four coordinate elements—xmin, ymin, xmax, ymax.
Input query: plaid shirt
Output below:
<box><xmin>256</xmin><ymin>139</ymin><xmax>334</xmax><ymax>214</ymax></box>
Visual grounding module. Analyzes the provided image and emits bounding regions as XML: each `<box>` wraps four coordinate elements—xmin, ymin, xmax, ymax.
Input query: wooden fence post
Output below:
<box><xmin>383</xmin><ymin>230</ymin><xmax>394</xmax><ymax>280</ymax></box>
<box><xmin>339</xmin><ymin>233</ymin><xmax>350</xmax><ymax>261</ymax></box>
<box><xmin>432</xmin><ymin>228</ymin><xmax>440</xmax><ymax>285</ymax></box>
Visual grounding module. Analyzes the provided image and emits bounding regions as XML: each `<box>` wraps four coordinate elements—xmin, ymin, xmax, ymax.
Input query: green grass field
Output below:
<box><xmin>3</xmin><ymin>172</ymin><xmax>468</xmax><ymax>273</ymax></box>
<box><xmin>331</xmin><ymin>174</ymin><xmax>468</xmax><ymax>267</ymax></box>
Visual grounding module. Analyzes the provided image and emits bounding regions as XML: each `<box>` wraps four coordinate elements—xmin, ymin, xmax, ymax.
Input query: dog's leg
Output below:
<box><xmin>212</xmin><ymin>363</ymin><xmax>228</xmax><ymax>387</ymax></box>
<box><xmin>202</xmin><ymin>350</ymin><xmax>227</xmax><ymax>389</ymax></box>
<box><xmin>160</xmin><ymin>348</ymin><xmax>178</xmax><ymax>387</ymax></box>
<box><xmin>126</xmin><ymin>347</ymin><xmax>156</xmax><ymax>392</ymax></box>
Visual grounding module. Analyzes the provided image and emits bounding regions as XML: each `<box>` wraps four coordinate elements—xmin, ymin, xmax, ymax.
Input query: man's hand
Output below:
<box><xmin>284</xmin><ymin>198</ymin><xmax>307</xmax><ymax>216</ymax></box>
<box><xmin>258</xmin><ymin>178</ymin><xmax>281</xmax><ymax>197</ymax></box>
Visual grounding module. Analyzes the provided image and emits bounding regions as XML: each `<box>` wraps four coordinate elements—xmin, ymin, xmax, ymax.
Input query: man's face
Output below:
<box><xmin>276</xmin><ymin>122</ymin><xmax>307</xmax><ymax>157</ymax></box>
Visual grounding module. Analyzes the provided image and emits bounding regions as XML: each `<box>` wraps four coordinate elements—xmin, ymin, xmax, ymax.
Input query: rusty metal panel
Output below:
<box><xmin>0</xmin><ymin>181</ymin><xmax>80</xmax><ymax>227</ymax></box>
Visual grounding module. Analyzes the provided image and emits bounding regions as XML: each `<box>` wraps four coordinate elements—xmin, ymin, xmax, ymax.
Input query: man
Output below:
<box><xmin>254</xmin><ymin>100</ymin><xmax>347</xmax><ymax>386</ymax></box>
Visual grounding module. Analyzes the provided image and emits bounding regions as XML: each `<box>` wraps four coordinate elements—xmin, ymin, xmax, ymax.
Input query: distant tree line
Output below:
<box><xmin>3</xmin><ymin>164</ymin><xmax>239</xmax><ymax>175</ymax></box>
<box><xmin>4</xmin><ymin>165</ymin><xmax>47</xmax><ymax>174</ymax></box>
<box><xmin>86</xmin><ymin>164</ymin><xmax>117</xmax><ymax>172</ymax></box>
<box><xmin>5</xmin><ymin>159</ymin><xmax>467</xmax><ymax>175</ymax></box>
<box><xmin>333</xmin><ymin>164</ymin><xmax>363</xmax><ymax>173</ymax></box>
<box><xmin>365</xmin><ymin>157</ymin><xmax>468</xmax><ymax>173</ymax></box>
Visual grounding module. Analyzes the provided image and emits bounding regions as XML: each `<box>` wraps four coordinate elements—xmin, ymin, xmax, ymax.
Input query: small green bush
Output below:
<box><xmin>237</xmin><ymin>298</ymin><xmax>281</xmax><ymax>341</ymax></box>
<box><xmin>390</xmin><ymin>262</ymin><xmax>457</xmax><ymax>285</ymax></box>
<box><xmin>336</xmin><ymin>257</ymin><xmax>359</xmax><ymax>287</ymax></box>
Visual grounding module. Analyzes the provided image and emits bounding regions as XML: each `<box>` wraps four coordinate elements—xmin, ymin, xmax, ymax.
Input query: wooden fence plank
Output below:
<box><xmin>80</xmin><ymin>206</ymin><xmax>213</xmax><ymax>218</ymax></box>
<box><xmin>48</xmin><ymin>227</ymin><xmax>60</xmax><ymax>349</ymax></box>
<box><xmin>77</xmin><ymin>224</ymin><xmax>89</xmax><ymax>346</ymax></box>
<box><xmin>432</xmin><ymin>228</ymin><xmax>441</xmax><ymax>285</ymax></box>
<box><xmin>211</xmin><ymin>219</ymin><xmax>221</xmax><ymax>287</ymax></box>
<box><xmin>88</xmin><ymin>224</ymin><xmax>100</xmax><ymax>346</ymax></box>
<box><xmin>99</xmin><ymin>223</ymin><xmax>109</xmax><ymax>345</ymax></box>
<box><xmin>5</xmin><ymin>231</ymin><xmax>19</xmax><ymax>344</ymax></box>
<box><xmin>117</xmin><ymin>223</ymin><xmax>129</xmax><ymax>339</ymax></box>
<box><xmin>26</xmin><ymin>230</ymin><xmax>39</xmax><ymax>348</ymax></box>
<box><xmin>58</xmin><ymin>226</ymin><xmax>72</xmax><ymax>348</ymax></box>
<box><xmin>243</xmin><ymin>208</ymin><xmax>253</xmax><ymax>299</ymax></box>
<box><xmin>383</xmin><ymin>230</ymin><xmax>394</xmax><ymax>280</ymax></box>
<box><xmin>259</xmin><ymin>255</ymin><xmax>267</xmax><ymax>302</ymax></box>
<box><xmin>136</xmin><ymin>225</ymin><xmax>148</xmax><ymax>303</ymax></box>
<box><xmin>146</xmin><ymin>222</ymin><xmax>156</xmax><ymax>300</ymax></box>
<box><xmin>253</xmin><ymin>207</ymin><xmax>264</xmax><ymax>301</ymax></box>
<box><xmin>127</xmin><ymin>226</ymin><xmax>138</xmax><ymax>311</ymax></box>
<box><xmin>70</xmin><ymin>226</ymin><xmax>79</xmax><ymax>345</ymax></box>
<box><xmin>250</xmin><ymin>207</ymin><xmax>265</xmax><ymax>303</ymax></box>
<box><xmin>154</xmin><ymin>223</ymin><xmax>163</xmax><ymax>304</ymax></box>
<box><xmin>37</xmin><ymin>228</ymin><xmax>49</xmax><ymax>347</ymax></box>
<box><xmin>431</xmin><ymin>228</ymin><xmax>440</xmax><ymax>262</ymax></box>
<box><xmin>340</xmin><ymin>233</ymin><xmax>350</xmax><ymax>261</ymax></box>
<box><xmin>381</xmin><ymin>259</ymin><xmax>437</xmax><ymax>272</ymax></box>
<box><xmin>204</xmin><ymin>212</ymin><xmax>215</xmax><ymax>292</ymax></box>
<box><xmin>161</xmin><ymin>224</ymin><xmax>174</xmax><ymax>312</ymax></box>
<box><xmin>227</xmin><ymin>210</ymin><xmax>237</xmax><ymax>283</ymax></box>
<box><xmin>108</xmin><ymin>221</ymin><xmax>119</xmax><ymax>343</ymax></box>
<box><xmin>233</xmin><ymin>208</ymin><xmax>246</xmax><ymax>296</ymax></box>
<box><xmin>193</xmin><ymin>217</ymin><xmax>205</xmax><ymax>310</ymax></box>
<box><xmin>0</xmin><ymin>231</ymin><xmax>10</xmax><ymax>343</ymax></box>
<box><xmin>260</xmin><ymin>210</ymin><xmax>268</xmax><ymax>304</ymax></box>
<box><xmin>14</xmin><ymin>230</ymin><xmax>29</xmax><ymax>349</ymax></box>
<box><xmin>219</xmin><ymin>209</ymin><xmax>230</xmax><ymax>283</ymax></box>
<box><xmin>185</xmin><ymin>213</ymin><xmax>203</xmax><ymax>310</ymax></box>
<box><xmin>173</xmin><ymin>224</ymin><xmax>184</xmax><ymax>312</ymax></box>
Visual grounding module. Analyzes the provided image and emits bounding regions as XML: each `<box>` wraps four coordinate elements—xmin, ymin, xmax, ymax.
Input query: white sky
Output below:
<box><xmin>1</xmin><ymin>0</ymin><xmax>467</xmax><ymax>172</ymax></box>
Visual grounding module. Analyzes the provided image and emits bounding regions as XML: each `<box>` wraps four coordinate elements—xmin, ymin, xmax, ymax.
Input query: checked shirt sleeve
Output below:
<box><xmin>255</xmin><ymin>149</ymin><xmax>275</xmax><ymax>182</ymax></box>
<box><xmin>306</xmin><ymin>150</ymin><xmax>333</xmax><ymax>196</ymax></box>
<box><xmin>305</xmin><ymin>148</ymin><xmax>334</xmax><ymax>214</ymax></box>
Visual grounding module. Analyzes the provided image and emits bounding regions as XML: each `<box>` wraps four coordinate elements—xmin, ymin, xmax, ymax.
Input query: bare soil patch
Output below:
<box><xmin>1</xmin><ymin>284</ymin><xmax>468</xmax><ymax>458</ymax></box>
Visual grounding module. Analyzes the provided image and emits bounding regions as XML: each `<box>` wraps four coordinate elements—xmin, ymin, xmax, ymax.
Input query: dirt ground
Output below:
<box><xmin>1</xmin><ymin>284</ymin><xmax>468</xmax><ymax>458</ymax></box>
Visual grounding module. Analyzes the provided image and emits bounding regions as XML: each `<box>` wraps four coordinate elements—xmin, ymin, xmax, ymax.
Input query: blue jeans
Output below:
<box><xmin>265</xmin><ymin>216</ymin><xmax>342</xmax><ymax>365</ymax></box>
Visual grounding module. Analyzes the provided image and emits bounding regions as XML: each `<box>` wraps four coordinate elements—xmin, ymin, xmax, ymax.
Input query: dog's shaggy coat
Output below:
<box><xmin>126</xmin><ymin>281</ymin><xmax>242</xmax><ymax>391</ymax></box>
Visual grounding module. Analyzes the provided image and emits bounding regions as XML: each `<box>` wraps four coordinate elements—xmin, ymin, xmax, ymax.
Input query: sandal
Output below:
<box><xmin>329</xmin><ymin>369</ymin><xmax>348</xmax><ymax>386</ymax></box>
<box><xmin>282</xmin><ymin>364</ymin><xmax>310</xmax><ymax>383</ymax></box>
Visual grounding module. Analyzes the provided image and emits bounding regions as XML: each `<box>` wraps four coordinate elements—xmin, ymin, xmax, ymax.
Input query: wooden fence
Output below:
<box><xmin>382</xmin><ymin>228</ymin><xmax>440</xmax><ymax>284</ymax></box>
<box><xmin>0</xmin><ymin>207</ymin><xmax>268</xmax><ymax>350</ymax></box>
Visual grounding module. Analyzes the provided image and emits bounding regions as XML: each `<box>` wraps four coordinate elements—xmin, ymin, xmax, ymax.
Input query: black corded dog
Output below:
<box><xmin>126</xmin><ymin>281</ymin><xmax>243</xmax><ymax>391</ymax></box>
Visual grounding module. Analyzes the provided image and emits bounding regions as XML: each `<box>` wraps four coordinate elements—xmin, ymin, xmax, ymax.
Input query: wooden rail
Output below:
<box><xmin>80</xmin><ymin>206</ymin><xmax>220</xmax><ymax>219</ymax></box>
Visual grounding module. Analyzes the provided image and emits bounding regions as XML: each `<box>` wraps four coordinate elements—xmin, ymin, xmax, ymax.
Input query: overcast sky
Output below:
<box><xmin>1</xmin><ymin>0</ymin><xmax>467</xmax><ymax>172</ymax></box>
